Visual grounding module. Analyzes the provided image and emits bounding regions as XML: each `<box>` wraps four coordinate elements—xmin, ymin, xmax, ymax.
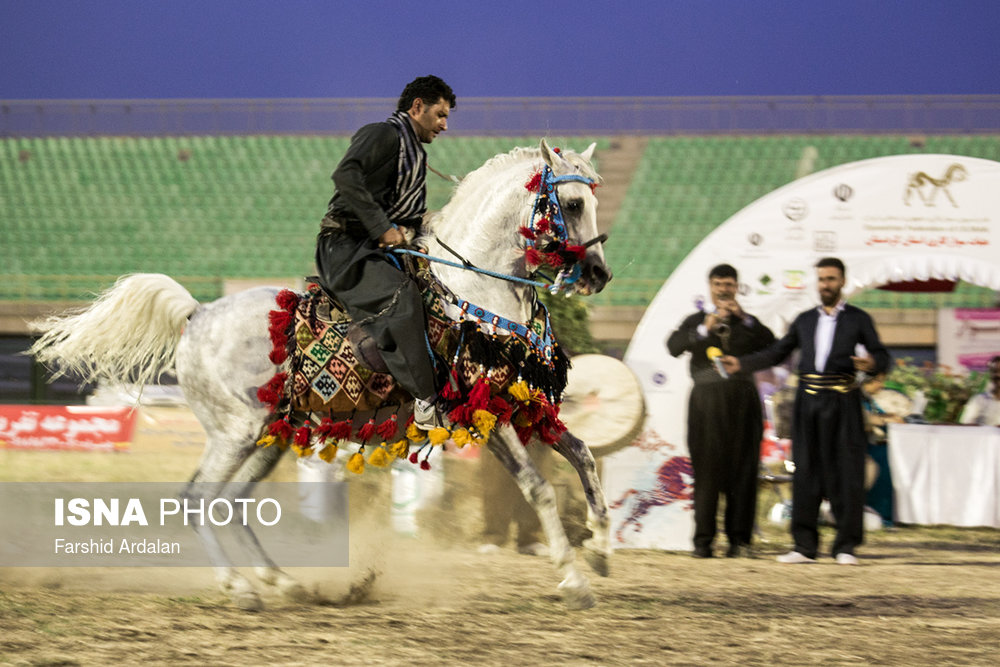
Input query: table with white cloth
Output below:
<box><xmin>888</xmin><ymin>423</ymin><xmax>1000</xmax><ymax>528</ymax></box>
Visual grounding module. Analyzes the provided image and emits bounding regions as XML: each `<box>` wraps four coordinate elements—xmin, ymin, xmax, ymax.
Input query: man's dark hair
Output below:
<box><xmin>708</xmin><ymin>263</ymin><xmax>738</xmax><ymax>281</ymax></box>
<box><xmin>397</xmin><ymin>75</ymin><xmax>456</xmax><ymax>112</ymax></box>
<box><xmin>815</xmin><ymin>257</ymin><xmax>846</xmax><ymax>277</ymax></box>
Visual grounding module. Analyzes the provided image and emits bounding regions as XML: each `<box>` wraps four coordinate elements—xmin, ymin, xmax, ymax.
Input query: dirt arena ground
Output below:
<box><xmin>2</xmin><ymin>411</ymin><xmax>999</xmax><ymax>666</ymax></box>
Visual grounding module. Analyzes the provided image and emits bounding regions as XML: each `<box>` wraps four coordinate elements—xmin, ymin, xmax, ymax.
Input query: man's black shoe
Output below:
<box><xmin>726</xmin><ymin>543</ymin><xmax>754</xmax><ymax>558</ymax></box>
<box><xmin>691</xmin><ymin>546</ymin><xmax>714</xmax><ymax>558</ymax></box>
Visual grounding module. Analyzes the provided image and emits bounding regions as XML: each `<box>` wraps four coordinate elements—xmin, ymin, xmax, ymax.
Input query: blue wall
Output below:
<box><xmin>3</xmin><ymin>0</ymin><xmax>999</xmax><ymax>99</ymax></box>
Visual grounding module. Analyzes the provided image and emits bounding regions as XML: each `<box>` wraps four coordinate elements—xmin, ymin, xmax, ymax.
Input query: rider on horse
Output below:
<box><xmin>315</xmin><ymin>75</ymin><xmax>456</xmax><ymax>432</ymax></box>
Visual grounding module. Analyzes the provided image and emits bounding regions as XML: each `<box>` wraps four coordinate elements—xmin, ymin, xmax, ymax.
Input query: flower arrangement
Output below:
<box><xmin>884</xmin><ymin>358</ymin><xmax>988</xmax><ymax>424</ymax></box>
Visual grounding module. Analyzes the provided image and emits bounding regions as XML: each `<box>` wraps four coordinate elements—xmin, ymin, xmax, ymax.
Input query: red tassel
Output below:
<box><xmin>468</xmin><ymin>379</ymin><xmax>491</xmax><ymax>410</ymax></box>
<box><xmin>441</xmin><ymin>369</ymin><xmax>461</xmax><ymax>401</ymax></box>
<box><xmin>408</xmin><ymin>452</ymin><xmax>419</xmax><ymax>464</ymax></box>
<box><xmin>564</xmin><ymin>244</ymin><xmax>586</xmax><ymax>262</ymax></box>
<box><xmin>448</xmin><ymin>404</ymin><xmax>474</xmax><ymax>426</ymax></box>
<box><xmin>330</xmin><ymin>419</ymin><xmax>352</xmax><ymax>441</ymax></box>
<box><xmin>256</xmin><ymin>372</ymin><xmax>288</xmax><ymax>409</ymax></box>
<box><xmin>268</xmin><ymin>417</ymin><xmax>294</xmax><ymax>441</ymax></box>
<box><xmin>294</xmin><ymin>426</ymin><xmax>311</xmax><ymax>446</ymax></box>
<box><xmin>525</xmin><ymin>247</ymin><xmax>543</xmax><ymax>267</ymax></box>
<box><xmin>535</xmin><ymin>218</ymin><xmax>551</xmax><ymax>235</ymax></box>
<box><xmin>268</xmin><ymin>347</ymin><xmax>288</xmax><ymax>366</ymax></box>
<box><xmin>514</xmin><ymin>424</ymin><xmax>533</xmax><ymax>445</ymax></box>
<box><xmin>376</xmin><ymin>414</ymin><xmax>398</xmax><ymax>441</ymax></box>
<box><xmin>420</xmin><ymin>460</ymin><xmax>431</xmax><ymax>471</ymax></box>
<box><xmin>524</xmin><ymin>171</ymin><xmax>542</xmax><ymax>193</ymax></box>
<box><xmin>357</xmin><ymin>418</ymin><xmax>376</xmax><ymax>442</ymax></box>
<box><xmin>488</xmin><ymin>396</ymin><xmax>514</xmax><ymax>424</ymax></box>
<box><xmin>269</xmin><ymin>309</ymin><xmax>293</xmax><ymax>332</ymax></box>
<box><xmin>276</xmin><ymin>289</ymin><xmax>299</xmax><ymax>311</ymax></box>
<box><xmin>315</xmin><ymin>418</ymin><xmax>335</xmax><ymax>440</ymax></box>
<box><xmin>518</xmin><ymin>226</ymin><xmax>537</xmax><ymax>241</ymax></box>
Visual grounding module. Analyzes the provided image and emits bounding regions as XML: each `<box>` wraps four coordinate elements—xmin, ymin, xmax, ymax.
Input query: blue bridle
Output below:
<box><xmin>525</xmin><ymin>165</ymin><xmax>599</xmax><ymax>289</ymax></box>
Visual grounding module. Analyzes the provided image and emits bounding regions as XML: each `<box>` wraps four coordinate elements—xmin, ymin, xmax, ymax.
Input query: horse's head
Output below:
<box><xmin>531</xmin><ymin>139</ymin><xmax>612</xmax><ymax>295</ymax></box>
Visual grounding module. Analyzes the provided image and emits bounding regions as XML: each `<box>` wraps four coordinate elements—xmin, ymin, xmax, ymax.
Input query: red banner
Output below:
<box><xmin>0</xmin><ymin>405</ymin><xmax>136</xmax><ymax>452</ymax></box>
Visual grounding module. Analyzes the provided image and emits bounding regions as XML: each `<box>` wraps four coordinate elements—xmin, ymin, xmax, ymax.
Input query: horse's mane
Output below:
<box><xmin>426</xmin><ymin>144</ymin><xmax>599</xmax><ymax>238</ymax></box>
<box><xmin>451</xmin><ymin>146</ymin><xmax>543</xmax><ymax>199</ymax></box>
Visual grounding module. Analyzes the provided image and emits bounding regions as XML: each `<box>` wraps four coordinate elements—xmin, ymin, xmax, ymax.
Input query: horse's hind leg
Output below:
<box><xmin>551</xmin><ymin>430</ymin><xmax>612</xmax><ymax>577</ymax></box>
<box><xmin>183</xmin><ymin>438</ymin><xmax>268</xmax><ymax>611</ymax></box>
<box><xmin>222</xmin><ymin>445</ymin><xmax>313</xmax><ymax>603</ymax></box>
<box><xmin>486</xmin><ymin>428</ymin><xmax>595</xmax><ymax>610</ymax></box>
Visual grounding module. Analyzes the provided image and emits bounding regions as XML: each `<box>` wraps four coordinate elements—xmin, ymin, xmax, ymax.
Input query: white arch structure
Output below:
<box><xmin>605</xmin><ymin>154</ymin><xmax>1000</xmax><ymax>549</ymax></box>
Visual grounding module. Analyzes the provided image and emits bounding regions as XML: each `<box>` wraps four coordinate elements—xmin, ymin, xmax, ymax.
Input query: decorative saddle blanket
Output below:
<box><xmin>255</xmin><ymin>258</ymin><xmax>570</xmax><ymax>472</ymax></box>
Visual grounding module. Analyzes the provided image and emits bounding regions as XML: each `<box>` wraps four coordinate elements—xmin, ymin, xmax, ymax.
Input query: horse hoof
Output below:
<box><xmin>255</xmin><ymin>568</ymin><xmax>312</xmax><ymax>603</ymax></box>
<box><xmin>557</xmin><ymin>572</ymin><xmax>596</xmax><ymax>611</ymax></box>
<box><xmin>279</xmin><ymin>581</ymin><xmax>312</xmax><ymax>604</ymax></box>
<box><xmin>583</xmin><ymin>540</ymin><xmax>611</xmax><ymax>577</ymax></box>
<box><xmin>233</xmin><ymin>590</ymin><xmax>264</xmax><ymax>611</ymax></box>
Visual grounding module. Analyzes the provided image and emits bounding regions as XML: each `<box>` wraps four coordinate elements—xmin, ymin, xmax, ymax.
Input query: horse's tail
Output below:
<box><xmin>30</xmin><ymin>273</ymin><xmax>199</xmax><ymax>389</ymax></box>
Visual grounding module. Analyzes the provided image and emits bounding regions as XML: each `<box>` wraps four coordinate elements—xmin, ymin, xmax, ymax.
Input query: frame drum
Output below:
<box><xmin>558</xmin><ymin>354</ymin><xmax>646</xmax><ymax>457</ymax></box>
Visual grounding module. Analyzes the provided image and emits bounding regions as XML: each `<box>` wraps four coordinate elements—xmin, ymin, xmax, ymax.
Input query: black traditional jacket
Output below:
<box><xmin>739</xmin><ymin>304</ymin><xmax>890</xmax><ymax>377</ymax></box>
<box><xmin>667</xmin><ymin>311</ymin><xmax>775</xmax><ymax>384</ymax></box>
<box><xmin>324</xmin><ymin>122</ymin><xmax>424</xmax><ymax>241</ymax></box>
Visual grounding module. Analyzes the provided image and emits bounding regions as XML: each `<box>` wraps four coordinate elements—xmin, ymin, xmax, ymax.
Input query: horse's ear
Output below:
<box><xmin>540</xmin><ymin>138</ymin><xmax>561</xmax><ymax>168</ymax></box>
<box><xmin>580</xmin><ymin>142</ymin><xmax>596</xmax><ymax>163</ymax></box>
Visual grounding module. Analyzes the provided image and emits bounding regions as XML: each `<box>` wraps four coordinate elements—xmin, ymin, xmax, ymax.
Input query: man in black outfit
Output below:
<box><xmin>667</xmin><ymin>264</ymin><xmax>775</xmax><ymax>558</ymax></box>
<box><xmin>315</xmin><ymin>76</ymin><xmax>455</xmax><ymax>429</ymax></box>
<box><xmin>721</xmin><ymin>258</ymin><xmax>890</xmax><ymax>565</ymax></box>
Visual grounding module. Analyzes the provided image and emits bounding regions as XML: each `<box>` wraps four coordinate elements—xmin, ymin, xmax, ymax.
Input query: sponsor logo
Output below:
<box><xmin>756</xmin><ymin>273</ymin><xmax>774</xmax><ymax>295</ymax></box>
<box><xmin>813</xmin><ymin>231</ymin><xmax>837</xmax><ymax>252</ymax></box>
<box><xmin>782</xmin><ymin>198</ymin><xmax>808</xmax><ymax>222</ymax></box>
<box><xmin>783</xmin><ymin>270</ymin><xmax>806</xmax><ymax>290</ymax></box>
<box><xmin>903</xmin><ymin>163</ymin><xmax>967</xmax><ymax>208</ymax></box>
<box><xmin>833</xmin><ymin>184</ymin><xmax>853</xmax><ymax>202</ymax></box>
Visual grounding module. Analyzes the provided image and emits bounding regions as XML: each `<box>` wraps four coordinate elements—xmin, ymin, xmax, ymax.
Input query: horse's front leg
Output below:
<box><xmin>486</xmin><ymin>428</ymin><xmax>595</xmax><ymax>610</ymax></box>
<box><xmin>551</xmin><ymin>430</ymin><xmax>611</xmax><ymax>577</ymax></box>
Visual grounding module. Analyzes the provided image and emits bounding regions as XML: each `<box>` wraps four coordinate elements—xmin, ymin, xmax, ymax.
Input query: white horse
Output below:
<box><xmin>30</xmin><ymin>139</ymin><xmax>614</xmax><ymax>611</ymax></box>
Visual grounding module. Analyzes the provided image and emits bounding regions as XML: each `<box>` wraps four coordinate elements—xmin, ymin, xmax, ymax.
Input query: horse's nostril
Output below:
<box><xmin>584</xmin><ymin>264</ymin><xmax>611</xmax><ymax>292</ymax></box>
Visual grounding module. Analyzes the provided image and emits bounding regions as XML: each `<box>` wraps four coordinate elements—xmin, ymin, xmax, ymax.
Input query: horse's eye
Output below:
<box><xmin>564</xmin><ymin>198</ymin><xmax>583</xmax><ymax>212</ymax></box>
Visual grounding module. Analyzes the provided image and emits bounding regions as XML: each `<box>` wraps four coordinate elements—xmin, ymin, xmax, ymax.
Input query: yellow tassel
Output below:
<box><xmin>451</xmin><ymin>428</ymin><xmax>471</xmax><ymax>447</ymax></box>
<box><xmin>512</xmin><ymin>413</ymin><xmax>532</xmax><ymax>427</ymax></box>
<box><xmin>291</xmin><ymin>444</ymin><xmax>314</xmax><ymax>458</ymax></box>
<box><xmin>509</xmin><ymin>380</ymin><xmax>531</xmax><ymax>403</ymax></box>
<box><xmin>428</xmin><ymin>426</ymin><xmax>450</xmax><ymax>446</ymax></box>
<box><xmin>406</xmin><ymin>422</ymin><xmax>427</xmax><ymax>442</ymax></box>
<box><xmin>257</xmin><ymin>434</ymin><xmax>277</xmax><ymax>448</ymax></box>
<box><xmin>318</xmin><ymin>443</ymin><xmax>338</xmax><ymax>463</ymax></box>
<box><xmin>472</xmin><ymin>409</ymin><xmax>497</xmax><ymax>436</ymax></box>
<box><xmin>367</xmin><ymin>445</ymin><xmax>391</xmax><ymax>467</ymax></box>
<box><xmin>388</xmin><ymin>439</ymin><xmax>409</xmax><ymax>460</ymax></box>
<box><xmin>346</xmin><ymin>452</ymin><xmax>365</xmax><ymax>474</ymax></box>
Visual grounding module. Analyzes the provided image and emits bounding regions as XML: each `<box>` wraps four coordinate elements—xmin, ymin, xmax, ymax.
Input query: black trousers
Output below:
<box><xmin>315</xmin><ymin>231</ymin><xmax>436</xmax><ymax>399</ymax></box>
<box><xmin>686</xmin><ymin>380</ymin><xmax>763</xmax><ymax>550</ymax></box>
<box><xmin>790</xmin><ymin>388</ymin><xmax>867</xmax><ymax>558</ymax></box>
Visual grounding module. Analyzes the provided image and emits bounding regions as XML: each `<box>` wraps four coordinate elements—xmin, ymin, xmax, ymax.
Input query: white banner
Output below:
<box><xmin>607</xmin><ymin>154</ymin><xmax>1000</xmax><ymax>550</ymax></box>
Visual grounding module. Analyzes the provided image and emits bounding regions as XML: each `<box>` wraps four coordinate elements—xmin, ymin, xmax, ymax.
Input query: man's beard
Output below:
<box><xmin>820</xmin><ymin>289</ymin><xmax>840</xmax><ymax>307</ymax></box>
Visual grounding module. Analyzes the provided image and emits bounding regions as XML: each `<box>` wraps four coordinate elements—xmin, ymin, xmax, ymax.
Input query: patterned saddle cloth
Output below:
<box><xmin>256</xmin><ymin>258</ymin><xmax>571</xmax><ymax>462</ymax></box>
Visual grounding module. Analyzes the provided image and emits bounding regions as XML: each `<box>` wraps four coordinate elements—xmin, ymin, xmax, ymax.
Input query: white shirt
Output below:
<box><xmin>959</xmin><ymin>390</ymin><xmax>1000</xmax><ymax>426</ymax></box>
<box><xmin>813</xmin><ymin>300</ymin><xmax>845</xmax><ymax>373</ymax></box>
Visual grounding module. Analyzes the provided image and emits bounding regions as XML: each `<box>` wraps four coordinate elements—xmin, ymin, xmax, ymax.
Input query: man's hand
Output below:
<box><xmin>719</xmin><ymin>299</ymin><xmax>745</xmax><ymax>319</ymax></box>
<box><xmin>719</xmin><ymin>355</ymin><xmax>741</xmax><ymax>374</ymax></box>
<box><xmin>378</xmin><ymin>227</ymin><xmax>406</xmax><ymax>249</ymax></box>
<box><xmin>852</xmin><ymin>355</ymin><xmax>875</xmax><ymax>373</ymax></box>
